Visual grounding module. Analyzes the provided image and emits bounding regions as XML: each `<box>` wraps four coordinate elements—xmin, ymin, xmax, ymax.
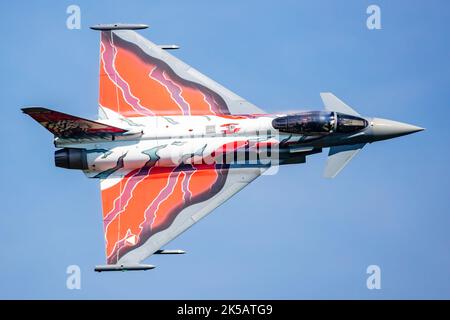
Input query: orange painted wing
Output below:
<box><xmin>100</xmin><ymin>165</ymin><xmax>263</xmax><ymax>265</ymax></box>
<box><xmin>98</xmin><ymin>30</ymin><xmax>264</xmax><ymax>117</ymax></box>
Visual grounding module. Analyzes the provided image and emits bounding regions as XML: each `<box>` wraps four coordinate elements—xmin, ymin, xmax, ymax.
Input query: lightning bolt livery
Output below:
<box><xmin>22</xmin><ymin>24</ymin><xmax>423</xmax><ymax>272</ymax></box>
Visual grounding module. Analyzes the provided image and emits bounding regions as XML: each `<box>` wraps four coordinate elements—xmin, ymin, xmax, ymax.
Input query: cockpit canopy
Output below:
<box><xmin>336</xmin><ymin>113</ymin><xmax>369</xmax><ymax>133</ymax></box>
<box><xmin>272</xmin><ymin>111</ymin><xmax>368</xmax><ymax>135</ymax></box>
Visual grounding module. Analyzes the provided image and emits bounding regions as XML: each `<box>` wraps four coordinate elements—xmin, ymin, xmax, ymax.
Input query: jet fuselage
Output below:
<box><xmin>53</xmin><ymin>111</ymin><xmax>422</xmax><ymax>178</ymax></box>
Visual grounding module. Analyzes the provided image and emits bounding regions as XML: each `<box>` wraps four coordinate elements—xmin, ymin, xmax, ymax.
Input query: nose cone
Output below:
<box><xmin>371</xmin><ymin>118</ymin><xmax>424</xmax><ymax>141</ymax></box>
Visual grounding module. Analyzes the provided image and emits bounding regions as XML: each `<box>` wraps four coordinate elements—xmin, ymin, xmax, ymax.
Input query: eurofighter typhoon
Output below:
<box><xmin>22</xmin><ymin>24</ymin><xmax>423</xmax><ymax>271</ymax></box>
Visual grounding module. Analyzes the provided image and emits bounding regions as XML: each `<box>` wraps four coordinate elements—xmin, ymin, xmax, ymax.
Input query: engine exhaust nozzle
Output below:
<box><xmin>54</xmin><ymin>148</ymin><xmax>88</xmax><ymax>170</ymax></box>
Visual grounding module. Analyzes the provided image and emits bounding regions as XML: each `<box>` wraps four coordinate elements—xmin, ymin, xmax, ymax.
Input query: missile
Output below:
<box><xmin>158</xmin><ymin>44</ymin><xmax>180</xmax><ymax>50</ymax></box>
<box><xmin>90</xmin><ymin>23</ymin><xmax>149</xmax><ymax>31</ymax></box>
<box><xmin>94</xmin><ymin>264</ymin><xmax>155</xmax><ymax>272</ymax></box>
<box><xmin>155</xmin><ymin>249</ymin><xmax>186</xmax><ymax>254</ymax></box>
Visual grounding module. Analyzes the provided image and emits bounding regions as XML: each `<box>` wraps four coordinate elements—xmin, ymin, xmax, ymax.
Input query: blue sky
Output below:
<box><xmin>0</xmin><ymin>0</ymin><xmax>449</xmax><ymax>299</ymax></box>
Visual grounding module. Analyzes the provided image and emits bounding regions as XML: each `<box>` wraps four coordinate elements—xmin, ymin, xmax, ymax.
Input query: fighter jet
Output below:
<box><xmin>22</xmin><ymin>24</ymin><xmax>423</xmax><ymax>272</ymax></box>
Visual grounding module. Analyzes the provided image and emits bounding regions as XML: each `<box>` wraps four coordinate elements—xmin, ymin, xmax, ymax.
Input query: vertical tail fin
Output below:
<box><xmin>22</xmin><ymin>107</ymin><xmax>127</xmax><ymax>138</ymax></box>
